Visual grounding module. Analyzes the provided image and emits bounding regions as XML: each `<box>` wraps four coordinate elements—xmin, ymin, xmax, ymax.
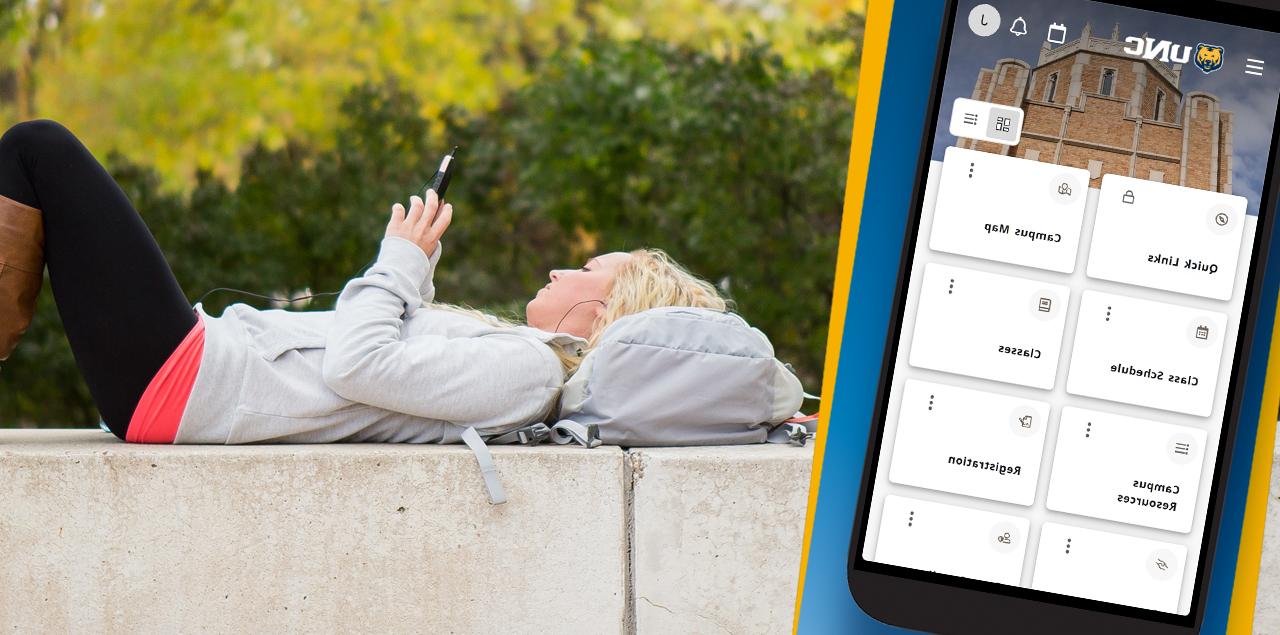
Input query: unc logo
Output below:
<box><xmin>1195</xmin><ymin>43</ymin><xmax>1224</xmax><ymax>74</ymax></box>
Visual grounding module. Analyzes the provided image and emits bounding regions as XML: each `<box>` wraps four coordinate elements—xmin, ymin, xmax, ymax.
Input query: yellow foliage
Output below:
<box><xmin>5</xmin><ymin>0</ymin><xmax>858</xmax><ymax>187</ymax></box>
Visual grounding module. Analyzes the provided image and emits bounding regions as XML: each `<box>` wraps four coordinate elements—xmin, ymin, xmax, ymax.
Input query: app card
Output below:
<box><xmin>929</xmin><ymin>146</ymin><xmax>1089</xmax><ymax>273</ymax></box>
<box><xmin>889</xmin><ymin>379</ymin><xmax>1050</xmax><ymax>506</ymax></box>
<box><xmin>1045</xmin><ymin>407</ymin><xmax>1207</xmax><ymax>533</ymax></box>
<box><xmin>1066</xmin><ymin>290</ymin><xmax>1227</xmax><ymax>416</ymax></box>
<box><xmin>874</xmin><ymin>495</ymin><xmax>1029</xmax><ymax>586</ymax></box>
<box><xmin>1087</xmin><ymin>174</ymin><xmax>1248</xmax><ymax>301</ymax></box>
<box><xmin>1032</xmin><ymin>522</ymin><xmax>1187</xmax><ymax>613</ymax></box>
<box><xmin>909</xmin><ymin>263</ymin><xmax>1070</xmax><ymax>390</ymax></box>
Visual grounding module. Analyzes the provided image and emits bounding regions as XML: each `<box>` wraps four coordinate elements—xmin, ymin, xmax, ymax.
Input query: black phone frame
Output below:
<box><xmin>846</xmin><ymin>1</ymin><xmax>1280</xmax><ymax>632</ymax></box>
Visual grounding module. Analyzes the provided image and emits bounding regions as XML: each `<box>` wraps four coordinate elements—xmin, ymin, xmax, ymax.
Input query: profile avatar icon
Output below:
<box><xmin>1194</xmin><ymin>43</ymin><xmax>1224</xmax><ymax>74</ymax></box>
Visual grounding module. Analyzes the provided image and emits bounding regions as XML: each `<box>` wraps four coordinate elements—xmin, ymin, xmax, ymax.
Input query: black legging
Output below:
<box><xmin>0</xmin><ymin>120</ymin><xmax>196</xmax><ymax>441</ymax></box>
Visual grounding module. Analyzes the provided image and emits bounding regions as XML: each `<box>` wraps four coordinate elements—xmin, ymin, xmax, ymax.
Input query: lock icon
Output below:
<box><xmin>1122</xmin><ymin>190</ymin><xmax>1136</xmax><ymax>204</ymax></box>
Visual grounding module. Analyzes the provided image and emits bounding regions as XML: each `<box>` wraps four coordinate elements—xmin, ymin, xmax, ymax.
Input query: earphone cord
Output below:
<box><xmin>193</xmin><ymin>255</ymin><xmax>378</xmax><ymax>308</ymax></box>
<box><xmin>554</xmin><ymin>299</ymin><xmax>606</xmax><ymax>334</ymax></box>
<box><xmin>197</xmin><ymin>259</ymin><xmax>605</xmax><ymax>334</ymax></box>
<box><xmin>200</xmin><ymin>181</ymin><xmax>456</xmax><ymax>308</ymax></box>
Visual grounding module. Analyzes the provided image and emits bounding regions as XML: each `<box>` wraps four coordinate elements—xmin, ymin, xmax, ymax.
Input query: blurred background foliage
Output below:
<box><xmin>0</xmin><ymin>0</ymin><xmax>863</xmax><ymax>426</ymax></box>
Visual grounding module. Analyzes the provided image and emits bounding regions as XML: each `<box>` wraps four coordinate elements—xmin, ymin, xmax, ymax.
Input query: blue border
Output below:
<box><xmin>797</xmin><ymin>2</ymin><xmax>1280</xmax><ymax>632</ymax></box>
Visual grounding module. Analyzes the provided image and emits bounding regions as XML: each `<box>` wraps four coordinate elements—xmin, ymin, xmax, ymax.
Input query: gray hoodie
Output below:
<box><xmin>173</xmin><ymin>236</ymin><xmax>586</xmax><ymax>444</ymax></box>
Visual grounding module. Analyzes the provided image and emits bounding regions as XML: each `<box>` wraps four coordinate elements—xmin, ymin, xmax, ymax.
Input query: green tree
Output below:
<box><xmin>482</xmin><ymin>36</ymin><xmax>852</xmax><ymax>392</ymax></box>
<box><xmin>2</xmin><ymin>34</ymin><xmax>852</xmax><ymax>425</ymax></box>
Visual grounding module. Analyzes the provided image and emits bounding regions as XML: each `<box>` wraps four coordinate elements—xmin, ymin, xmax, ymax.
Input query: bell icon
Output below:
<box><xmin>1010</xmin><ymin>17</ymin><xmax>1028</xmax><ymax>37</ymax></box>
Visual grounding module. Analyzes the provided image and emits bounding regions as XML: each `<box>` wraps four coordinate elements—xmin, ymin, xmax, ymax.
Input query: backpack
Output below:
<box><xmin>460</xmin><ymin>307</ymin><xmax>819</xmax><ymax>504</ymax></box>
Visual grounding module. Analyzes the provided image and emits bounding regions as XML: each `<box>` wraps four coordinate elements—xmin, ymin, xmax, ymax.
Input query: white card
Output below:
<box><xmin>931</xmin><ymin>146</ymin><xmax>1089</xmax><ymax>273</ymax></box>
<box><xmin>874</xmin><ymin>495</ymin><xmax>1029</xmax><ymax>586</ymax></box>
<box><xmin>1032</xmin><ymin>522</ymin><xmax>1187</xmax><ymax>613</ymax></box>
<box><xmin>1066</xmin><ymin>290</ymin><xmax>1227</xmax><ymax>416</ymax></box>
<box><xmin>909</xmin><ymin>263</ymin><xmax>1071</xmax><ymax>390</ymax></box>
<box><xmin>1046</xmin><ymin>407</ymin><xmax>1208</xmax><ymax>533</ymax></box>
<box><xmin>889</xmin><ymin>379</ymin><xmax>1050</xmax><ymax>506</ymax></box>
<box><xmin>1087</xmin><ymin>174</ymin><xmax>1248</xmax><ymax>301</ymax></box>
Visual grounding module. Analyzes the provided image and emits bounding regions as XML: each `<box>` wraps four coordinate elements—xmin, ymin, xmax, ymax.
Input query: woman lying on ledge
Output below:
<box><xmin>0</xmin><ymin>120</ymin><xmax>728</xmax><ymax>444</ymax></box>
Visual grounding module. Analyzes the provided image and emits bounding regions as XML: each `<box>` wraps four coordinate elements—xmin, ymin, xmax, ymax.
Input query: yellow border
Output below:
<box><xmin>1228</xmin><ymin>300</ymin><xmax>1280</xmax><ymax>633</ymax></box>
<box><xmin>792</xmin><ymin>0</ymin><xmax>894</xmax><ymax>631</ymax></box>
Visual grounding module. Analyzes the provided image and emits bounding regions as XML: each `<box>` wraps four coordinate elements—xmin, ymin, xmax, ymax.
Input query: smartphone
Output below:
<box><xmin>424</xmin><ymin>146</ymin><xmax>459</xmax><ymax>201</ymax></box>
<box><xmin>847</xmin><ymin>1</ymin><xmax>1280</xmax><ymax>632</ymax></box>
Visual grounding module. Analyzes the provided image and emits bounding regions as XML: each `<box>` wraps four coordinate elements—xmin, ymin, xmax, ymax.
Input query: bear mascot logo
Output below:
<box><xmin>1195</xmin><ymin>44</ymin><xmax>1224</xmax><ymax>74</ymax></box>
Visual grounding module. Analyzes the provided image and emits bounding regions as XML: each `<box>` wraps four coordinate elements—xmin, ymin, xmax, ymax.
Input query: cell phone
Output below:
<box><xmin>423</xmin><ymin>146</ymin><xmax>459</xmax><ymax>201</ymax></box>
<box><xmin>847</xmin><ymin>1</ymin><xmax>1280</xmax><ymax>633</ymax></box>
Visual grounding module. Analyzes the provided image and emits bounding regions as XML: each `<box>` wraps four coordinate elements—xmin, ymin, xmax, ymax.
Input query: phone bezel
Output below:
<box><xmin>845</xmin><ymin>1</ymin><xmax>1280</xmax><ymax>632</ymax></box>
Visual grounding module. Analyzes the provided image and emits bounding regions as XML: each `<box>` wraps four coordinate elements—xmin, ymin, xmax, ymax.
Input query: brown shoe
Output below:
<box><xmin>0</xmin><ymin>194</ymin><xmax>43</xmax><ymax>361</ymax></box>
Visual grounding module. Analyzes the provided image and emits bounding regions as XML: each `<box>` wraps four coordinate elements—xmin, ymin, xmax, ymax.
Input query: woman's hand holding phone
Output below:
<box><xmin>385</xmin><ymin>188</ymin><xmax>452</xmax><ymax>259</ymax></box>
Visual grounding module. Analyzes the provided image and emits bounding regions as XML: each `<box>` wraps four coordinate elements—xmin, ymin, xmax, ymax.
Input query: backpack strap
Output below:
<box><xmin>783</xmin><ymin>363</ymin><xmax>822</xmax><ymax>403</ymax></box>
<box><xmin>767</xmin><ymin>414</ymin><xmax>819</xmax><ymax>447</ymax></box>
<box><xmin>461</xmin><ymin>426</ymin><xmax>507</xmax><ymax>505</ymax></box>
<box><xmin>549</xmin><ymin>420</ymin><xmax>602</xmax><ymax>448</ymax></box>
<box><xmin>486</xmin><ymin>422</ymin><xmax>552</xmax><ymax>446</ymax></box>
<box><xmin>458</xmin><ymin>421</ymin><xmax>596</xmax><ymax>505</ymax></box>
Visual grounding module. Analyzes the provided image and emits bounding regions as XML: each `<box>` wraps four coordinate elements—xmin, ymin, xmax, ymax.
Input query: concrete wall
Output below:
<box><xmin>32</xmin><ymin>429</ymin><xmax>1280</xmax><ymax>630</ymax></box>
<box><xmin>629</xmin><ymin>446</ymin><xmax>813</xmax><ymax>634</ymax></box>
<box><xmin>0</xmin><ymin>430</ymin><xmax>812</xmax><ymax>634</ymax></box>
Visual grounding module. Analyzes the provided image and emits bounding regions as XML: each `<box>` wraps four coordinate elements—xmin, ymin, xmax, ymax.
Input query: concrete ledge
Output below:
<box><xmin>40</xmin><ymin>421</ymin><xmax>1280</xmax><ymax>631</ymax></box>
<box><xmin>629</xmin><ymin>445</ymin><xmax>814</xmax><ymax>635</ymax></box>
<box><xmin>0</xmin><ymin>430</ymin><xmax>627</xmax><ymax>634</ymax></box>
<box><xmin>0</xmin><ymin>430</ymin><xmax>813</xmax><ymax>634</ymax></box>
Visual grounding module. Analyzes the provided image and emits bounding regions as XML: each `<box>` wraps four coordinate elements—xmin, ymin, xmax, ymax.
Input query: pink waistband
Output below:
<box><xmin>126</xmin><ymin>312</ymin><xmax>205</xmax><ymax>444</ymax></box>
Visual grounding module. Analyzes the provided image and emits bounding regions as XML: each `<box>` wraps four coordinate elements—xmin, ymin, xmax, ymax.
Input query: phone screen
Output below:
<box><xmin>854</xmin><ymin>0</ymin><xmax>1280</xmax><ymax>623</ymax></box>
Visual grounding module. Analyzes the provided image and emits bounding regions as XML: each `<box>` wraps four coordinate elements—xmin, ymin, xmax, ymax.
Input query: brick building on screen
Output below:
<box><xmin>962</xmin><ymin>23</ymin><xmax>1233</xmax><ymax>194</ymax></box>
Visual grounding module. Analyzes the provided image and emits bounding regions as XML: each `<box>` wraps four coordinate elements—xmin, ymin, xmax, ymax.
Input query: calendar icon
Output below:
<box><xmin>1047</xmin><ymin>22</ymin><xmax>1067</xmax><ymax>45</ymax></box>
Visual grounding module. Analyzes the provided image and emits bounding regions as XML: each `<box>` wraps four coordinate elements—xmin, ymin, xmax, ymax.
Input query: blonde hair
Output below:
<box><xmin>429</xmin><ymin>248</ymin><xmax>730</xmax><ymax>377</ymax></box>
<box><xmin>588</xmin><ymin>248</ymin><xmax>731</xmax><ymax>352</ymax></box>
